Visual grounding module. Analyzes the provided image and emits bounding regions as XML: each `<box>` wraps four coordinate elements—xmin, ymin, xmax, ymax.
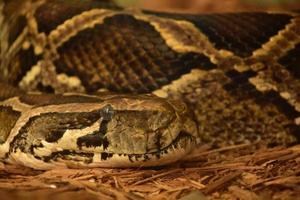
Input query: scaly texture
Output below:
<box><xmin>0</xmin><ymin>0</ymin><xmax>299</xmax><ymax>169</ymax></box>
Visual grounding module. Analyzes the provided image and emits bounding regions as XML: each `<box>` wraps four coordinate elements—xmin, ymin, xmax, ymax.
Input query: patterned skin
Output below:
<box><xmin>0</xmin><ymin>0</ymin><xmax>299</xmax><ymax>169</ymax></box>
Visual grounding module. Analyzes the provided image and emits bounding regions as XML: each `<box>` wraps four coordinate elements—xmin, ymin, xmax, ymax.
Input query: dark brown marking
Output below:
<box><xmin>279</xmin><ymin>43</ymin><xmax>300</xmax><ymax>78</ymax></box>
<box><xmin>2</xmin><ymin>0</ymin><xmax>27</xmax><ymax>45</ymax></box>
<box><xmin>263</xmin><ymin>91</ymin><xmax>299</xmax><ymax>120</ymax></box>
<box><xmin>0</xmin><ymin>106</ymin><xmax>21</xmax><ymax>144</ymax></box>
<box><xmin>1</xmin><ymin>1</ymin><xmax>41</xmax><ymax>86</ymax></box>
<box><xmin>8</xmin><ymin>17</ymin><xmax>26</xmax><ymax>48</ymax></box>
<box><xmin>223</xmin><ymin>70</ymin><xmax>258</xmax><ymax>100</ymax></box>
<box><xmin>15</xmin><ymin>47</ymin><xmax>41</xmax><ymax>85</ymax></box>
<box><xmin>30</xmin><ymin>143</ymin><xmax>44</xmax><ymax>156</ymax></box>
<box><xmin>143</xmin><ymin>154</ymin><xmax>150</xmax><ymax>162</ymax></box>
<box><xmin>134</xmin><ymin>154</ymin><xmax>142</xmax><ymax>161</ymax></box>
<box><xmin>100</xmin><ymin>152</ymin><xmax>113</xmax><ymax>161</ymax></box>
<box><xmin>77</xmin><ymin>105</ymin><xmax>114</xmax><ymax>149</ymax></box>
<box><xmin>128</xmin><ymin>155</ymin><xmax>134</xmax><ymax>163</ymax></box>
<box><xmin>45</xmin><ymin>130</ymin><xmax>66</xmax><ymax>143</ymax></box>
<box><xmin>0</xmin><ymin>46</ymin><xmax>41</xmax><ymax>86</ymax></box>
<box><xmin>147</xmin><ymin>11</ymin><xmax>292</xmax><ymax>57</ymax></box>
<box><xmin>0</xmin><ymin>83</ymin><xmax>24</xmax><ymax>101</ymax></box>
<box><xmin>10</xmin><ymin>110</ymin><xmax>103</xmax><ymax>153</ymax></box>
<box><xmin>36</xmin><ymin>83</ymin><xmax>55</xmax><ymax>93</ymax></box>
<box><xmin>77</xmin><ymin>131</ymin><xmax>108</xmax><ymax>149</ymax></box>
<box><xmin>35</xmin><ymin>0</ymin><xmax>121</xmax><ymax>34</ymax></box>
<box><xmin>41</xmin><ymin>150</ymin><xmax>93</xmax><ymax>164</ymax></box>
<box><xmin>223</xmin><ymin>70</ymin><xmax>300</xmax><ymax>120</ymax></box>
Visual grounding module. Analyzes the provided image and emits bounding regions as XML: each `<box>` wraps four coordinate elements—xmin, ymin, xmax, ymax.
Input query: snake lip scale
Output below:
<box><xmin>0</xmin><ymin>0</ymin><xmax>300</xmax><ymax>169</ymax></box>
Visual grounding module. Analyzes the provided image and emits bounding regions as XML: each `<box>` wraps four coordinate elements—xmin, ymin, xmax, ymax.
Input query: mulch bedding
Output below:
<box><xmin>0</xmin><ymin>143</ymin><xmax>299</xmax><ymax>200</ymax></box>
<box><xmin>1</xmin><ymin>0</ymin><xmax>300</xmax><ymax>199</ymax></box>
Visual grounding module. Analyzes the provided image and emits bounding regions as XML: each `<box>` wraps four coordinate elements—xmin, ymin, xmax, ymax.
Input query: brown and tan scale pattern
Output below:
<box><xmin>0</xmin><ymin>0</ymin><xmax>300</xmax><ymax>169</ymax></box>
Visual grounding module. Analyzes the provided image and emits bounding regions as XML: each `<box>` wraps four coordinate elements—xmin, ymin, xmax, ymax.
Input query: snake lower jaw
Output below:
<box><xmin>8</xmin><ymin>131</ymin><xmax>197</xmax><ymax>170</ymax></box>
<box><xmin>63</xmin><ymin>131</ymin><xmax>197</xmax><ymax>169</ymax></box>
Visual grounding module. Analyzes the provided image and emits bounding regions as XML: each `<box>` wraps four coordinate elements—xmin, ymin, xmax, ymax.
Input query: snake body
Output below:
<box><xmin>0</xmin><ymin>0</ymin><xmax>300</xmax><ymax>169</ymax></box>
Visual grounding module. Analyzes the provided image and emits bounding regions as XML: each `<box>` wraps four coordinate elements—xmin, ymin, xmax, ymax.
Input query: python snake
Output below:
<box><xmin>0</xmin><ymin>0</ymin><xmax>300</xmax><ymax>170</ymax></box>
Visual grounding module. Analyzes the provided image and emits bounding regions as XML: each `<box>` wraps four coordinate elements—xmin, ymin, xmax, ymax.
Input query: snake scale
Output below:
<box><xmin>0</xmin><ymin>0</ymin><xmax>300</xmax><ymax>170</ymax></box>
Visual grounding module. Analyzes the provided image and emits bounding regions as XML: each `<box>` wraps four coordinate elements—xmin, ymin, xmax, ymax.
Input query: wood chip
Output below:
<box><xmin>203</xmin><ymin>171</ymin><xmax>243</xmax><ymax>194</ymax></box>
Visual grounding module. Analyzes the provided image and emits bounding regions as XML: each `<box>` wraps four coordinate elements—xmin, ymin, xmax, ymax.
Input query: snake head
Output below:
<box><xmin>7</xmin><ymin>93</ymin><xmax>198</xmax><ymax>169</ymax></box>
<box><xmin>86</xmin><ymin>95</ymin><xmax>199</xmax><ymax>168</ymax></box>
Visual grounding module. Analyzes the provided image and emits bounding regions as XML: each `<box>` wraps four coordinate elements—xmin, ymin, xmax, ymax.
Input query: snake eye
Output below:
<box><xmin>99</xmin><ymin>104</ymin><xmax>114</xmax><ymax>121</ymax></box>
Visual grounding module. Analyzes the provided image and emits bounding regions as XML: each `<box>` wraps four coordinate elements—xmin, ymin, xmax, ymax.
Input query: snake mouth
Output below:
<box><xmin>30</xmin><ymin>131</ymin><xmax>197</xmax><ymax>169</ymax></box>
<box><xmin>111</xmin><ymin>131</ymin><xmax>196</xmax><ymax>164</ymax></box>
<box><xmin>120</xmin><ymin>131</ymin><xmax>197</xmax><ymax>167</ymax></box>
<box><xmin>60</xmin><ymin>131</ymin><xmax>196</xmax><ymax>168</ymax></box>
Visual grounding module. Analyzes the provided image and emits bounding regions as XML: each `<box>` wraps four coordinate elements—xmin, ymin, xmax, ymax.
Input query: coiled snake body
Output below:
<box><xmin>0</xmin><ymin>0</ymin><xmax>300</xmax><ymax>169</ymax></box>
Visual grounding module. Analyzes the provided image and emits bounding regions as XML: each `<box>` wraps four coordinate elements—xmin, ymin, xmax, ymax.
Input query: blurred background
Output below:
<box><xmin>116</xmin><ymin>0</ymin><xmax>300</xmax><ymax>13</ymax></box>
